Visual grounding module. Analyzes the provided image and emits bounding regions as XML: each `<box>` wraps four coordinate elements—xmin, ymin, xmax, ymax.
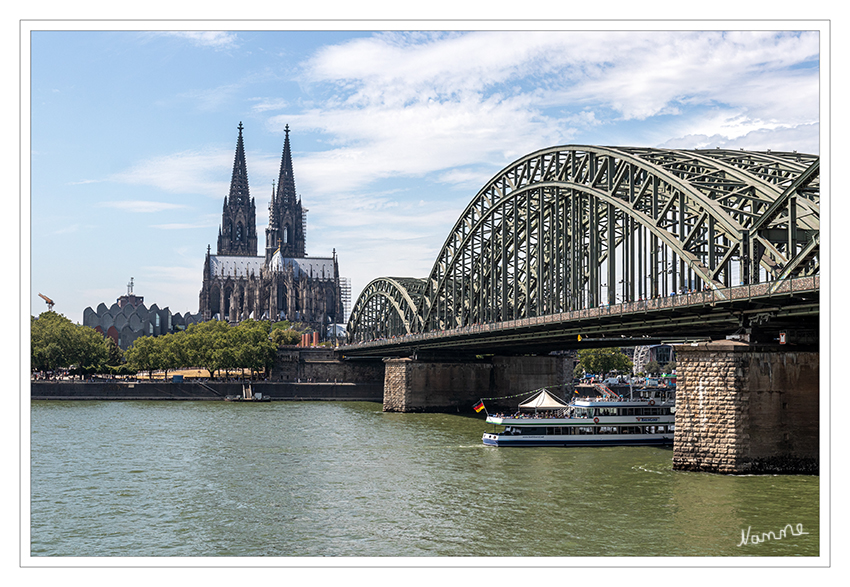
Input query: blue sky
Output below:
<box><xmin>26</xmin><ymin>26</ymin><xmax>822</xmax><ymax>322</ymax></box>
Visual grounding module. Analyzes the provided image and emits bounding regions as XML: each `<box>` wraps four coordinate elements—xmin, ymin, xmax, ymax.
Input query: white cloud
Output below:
<box><xmin>109</xmin><ymin>148</ymin><xmax>231</xmax><ymax>196</ymax></box>
<box><xmin>276</xmin><ymin>92</ymin><xmax>568</xmax><ymax>196</ymax></box>
<box><xmin>177</xmin><ymin>83</ymin><xmax>244</xmax><ymax>112</ymax></box>
<box><xmin>277</xmin><ymin>30</ymin><xmax>821</xmax><ymax>301</ymax></box>
<box><xmin>156</xmin><ymin>31</ymin><xmax>239</xmax><ymax>50</ymax></box>
<box><xmin>151</xmin><ymin>223</ymin><xmax>210</xmax><ymax>230</ymax></box>
<box><xmin>100</xmin><ymin>201</ymin><xmax>188</xmax><ymax>213</ymax></box>
<box><xmin>53</xmin><ymin>223</ymin><xmax>80</xmax><ymax>235</ymax></box>
<box><xmin>436</xmin><ymin>167</ymin><xmax>496</xmax><ymax>190</ymax></box>
<box><xmin>250</xmin><ymin>97</ymin><xmax>289</xmax><ymax>112</ymax></box>
<box><xmin>107</xmin><ymin>147</ymin><xmax>279</xmax><ymax>202</ymax></box>
<box><xmin>657</xmin><ymin>123</ymin><xmax>820</xmax><ymax>153</ymax></box>
<box><xmin>278</xmin><ymin>30</ymin><xmax>819</xmax><ymax>200</ymax></box>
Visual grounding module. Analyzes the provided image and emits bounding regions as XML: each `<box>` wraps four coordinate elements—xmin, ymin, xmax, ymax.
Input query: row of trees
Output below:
<box><xmin>32</xmin><ymin>312</ymin><xmax>676</xmax><ymax>380</ymax></box>
<box><xmin>575</xmin><ymin>348</ymin><xmax>633</xmax><ymax>377</ymax></box>
<box><xmin>124</xmin><ymin>319</ymin><xmax>291</xmax><ymax>379</ymax></box>
<box><xmin>575</xmin><ymin>348</ymin><xmax>676</xmax><ymax>377</ymax></box>
<box><xmin>31</xmin><ymin>311</ymin><xmax>308</xmax><ymax>379</ymax></box>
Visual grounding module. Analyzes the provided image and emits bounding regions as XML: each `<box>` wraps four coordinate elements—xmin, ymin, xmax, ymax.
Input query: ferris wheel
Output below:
<box><xmin>633</xmin><ymin>346</ymin><xmax>651</xmax><ymax>375</ymax></box>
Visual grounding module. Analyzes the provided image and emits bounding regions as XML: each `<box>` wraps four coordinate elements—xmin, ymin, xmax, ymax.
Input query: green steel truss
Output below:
<box><xmin>347</xmin><ymin>146</ymin><xmax>819</xmax><ymax>342</ymax></box>
<box><xmin>346</xmin><ymin>277</ymin><xmax>427</xmax><ymax>341</ymax></box>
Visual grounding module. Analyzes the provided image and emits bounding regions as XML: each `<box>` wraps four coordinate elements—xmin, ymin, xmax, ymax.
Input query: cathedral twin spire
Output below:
<box><xmin>216</xmin><ymin>122</ymin><xmax>305</xmax><ymax>260</ymax></box>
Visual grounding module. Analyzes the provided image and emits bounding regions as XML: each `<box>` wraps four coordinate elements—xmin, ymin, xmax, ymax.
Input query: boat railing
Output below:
<box><xmin>490</xmin><ymin>403</ymin><xmax>675</xmax><ymax>421</ymax></box>
<box><xmin>490</xmin><ymin>409</ymin><xmax>571</xmax><ymax>420</ymax></box>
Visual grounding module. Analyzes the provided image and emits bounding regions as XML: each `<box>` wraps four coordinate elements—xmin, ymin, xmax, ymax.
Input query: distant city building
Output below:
<box><xmin>83</xmin><ymin>278</ymin><xmax>202</xmax><ymax>350</ymax></box>
<box><xmin>198</xmin><ymin>123</ymin><xmax>346</xmax><ymax>337</ymax></box>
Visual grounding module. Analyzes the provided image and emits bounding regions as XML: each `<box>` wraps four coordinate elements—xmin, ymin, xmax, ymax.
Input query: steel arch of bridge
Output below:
<box><xmin>347</xmin><ymin>277</ymin><xmax>427</xmax><ymax>341</ymax></box>
<box><xmin>347</xmin><ymin>146</ymin><xmax>819</xmax><ymax>342</ymax></box>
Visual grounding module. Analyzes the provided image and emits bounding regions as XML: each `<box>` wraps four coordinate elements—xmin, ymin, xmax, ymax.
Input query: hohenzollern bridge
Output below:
<box><xmin>343</xmin><ymin>145</ymin><xmax>819</xmax><ymax>356</ymax></box>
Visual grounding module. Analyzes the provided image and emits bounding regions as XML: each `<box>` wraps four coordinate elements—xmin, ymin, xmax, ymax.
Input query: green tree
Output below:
<box><xmin>124</xmin><ymin>336</ymin><xmax>158</xmax><ymax>379</ymax></box>
<box><xmin>154</xmin><ymin>333</ymin><xmax>186</xmax><ymax>380</ymax></box>
<box><xmin>72</xmin><ymin>324</ymin><xmax>110</xmax><ymax>374</ymax></box>
<box><xmin>183</xmin><ymin>320</ymin><xmax>231</xmax><ymax>378</ymax></box>
<box><xmin>662</xmin><ymin>361</ymin><xmax>677</xmax><ymax>374</ymax></box>
<box><xmin>104</xmin><ymin>337</ymin><xmax>124</xmax><ymax>367</ymax></box>
<box><xmin>644</xmin><ymin>360</ymin><xmax>661</xmax><ymax>375</ymax></box>
<box><xmin>232</xmin><ymin>320</ymin><xmax>277</xmax><ymax>378</ymax></box>
<box><xmin>31</xmin><ymin>311</ymin><xmax>108</xmax><ymax>375</ymax></box>
<box><xmin>270</xmin><ymin>320</ymin><xmax>293</xmax><ymax>332</ymax></box>
<box><xmin>576</xmin><ymin>347</ymin><xmax>633</xmax><ymax>377</ymax></box>
<box><xmin>215</xmin><ymin>345</ymin><xmax>238</xmax><ymax>379</ymax></box>
<box><xmin>270</xmin><ymin>327</ymin><xmax>301</xmax><ymax>346</ymax></box>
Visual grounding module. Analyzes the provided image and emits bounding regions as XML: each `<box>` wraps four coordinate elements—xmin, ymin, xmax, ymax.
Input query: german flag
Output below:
<box><xmin>473</xmin><ymin>401</ymin><xmax>485</xmax><ymax>413</ymax></box>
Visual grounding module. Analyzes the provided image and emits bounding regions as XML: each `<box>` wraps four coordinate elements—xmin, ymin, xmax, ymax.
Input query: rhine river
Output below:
<box><xmin>30</xmin><ymin>400</ymin><xmax>819</xmax><ymax>559</ymax></box>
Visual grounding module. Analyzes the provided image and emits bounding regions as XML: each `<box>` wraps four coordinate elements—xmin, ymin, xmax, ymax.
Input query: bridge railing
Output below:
<box><xmin>343</xmin><ymin>276</ymin><xmax>818</xmax><ymax>349</ymax></box>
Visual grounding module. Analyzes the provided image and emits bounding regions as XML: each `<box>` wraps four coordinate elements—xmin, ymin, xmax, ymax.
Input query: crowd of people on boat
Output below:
<box><xmin>488</xmin><ymin>409</ymin><xmax>574</xmax><ymax>420</ymax></box>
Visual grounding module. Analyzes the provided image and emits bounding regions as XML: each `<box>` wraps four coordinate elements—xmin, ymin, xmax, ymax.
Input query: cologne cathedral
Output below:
<box><xmin>198</xmin><ymin>123</ymin><xmax>345</xmax><ymax>334</ymax></box>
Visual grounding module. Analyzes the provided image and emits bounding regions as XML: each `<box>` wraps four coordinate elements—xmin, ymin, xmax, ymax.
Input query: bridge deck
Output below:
<box><xmin>341</xmin><ymin>276</ymin><xmax>818</xmax><ymax>356</ymax></box>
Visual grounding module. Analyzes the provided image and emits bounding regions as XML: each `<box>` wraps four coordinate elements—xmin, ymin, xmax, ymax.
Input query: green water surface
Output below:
<box><xmin>30</xmin><ymin>400</ymin><xmax>819</xmax><ymax>558</ymax></box>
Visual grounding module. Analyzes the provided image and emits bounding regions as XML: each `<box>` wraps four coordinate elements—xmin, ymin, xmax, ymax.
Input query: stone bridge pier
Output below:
<box><xmin>673</xmin><ymin>341</ymin><xmax>819</xmax><ymax>475</ymax></box>
<box><xmin>382</xmin><ymin>355</ymin><xmax>570</xmax><ymax>413</ymax></box>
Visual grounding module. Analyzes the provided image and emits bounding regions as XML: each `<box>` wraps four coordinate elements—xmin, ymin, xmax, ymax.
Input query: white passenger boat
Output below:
<box><xmin>481</xmin><ymin>388</ymin><xmax>674</xmax><ymax>447</ymax></box>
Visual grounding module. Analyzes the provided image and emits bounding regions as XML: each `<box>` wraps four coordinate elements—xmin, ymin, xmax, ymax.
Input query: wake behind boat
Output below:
<box><xmin>481</xmin><ymin>387</ymin><xmax>674</xmax><ymax>447</ymax></box>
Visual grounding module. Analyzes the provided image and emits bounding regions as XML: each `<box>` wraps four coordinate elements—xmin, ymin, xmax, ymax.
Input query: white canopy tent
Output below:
<box><xmin>518</xmin><ymin>389</ymin><xmax>569</xmax><ymax>411</ymax></box>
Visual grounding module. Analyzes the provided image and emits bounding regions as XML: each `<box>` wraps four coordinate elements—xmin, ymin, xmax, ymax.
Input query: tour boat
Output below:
<box><xmin>481</xmin><ymin>388</ymin><xmax>674</xmax><ymax>447</ymax></box>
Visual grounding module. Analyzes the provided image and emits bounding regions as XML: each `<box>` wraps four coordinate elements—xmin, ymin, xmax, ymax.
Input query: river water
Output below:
<box><xmin>29</xmin><ymin>400</ymin><xmax>820</xmax><ymax>560</ymax></box>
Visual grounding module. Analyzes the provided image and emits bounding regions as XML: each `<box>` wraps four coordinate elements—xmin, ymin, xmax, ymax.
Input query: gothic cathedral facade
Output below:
<box><xmin>199</xmin><ymin>123</ymin><xmax>344</xmax><ymax>335</ymax></box>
